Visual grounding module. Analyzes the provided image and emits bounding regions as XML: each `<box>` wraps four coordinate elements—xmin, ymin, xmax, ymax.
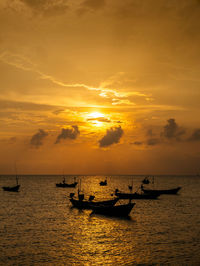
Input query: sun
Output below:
<box><xmin>88</xmin><ymin>112</ymin><xmax>105</xmax><ymax>119</ymax></box>
<box><xmin>86</xmin><ymin>111</ymin><xmax>107</xmax><ymax>127</ymax></box>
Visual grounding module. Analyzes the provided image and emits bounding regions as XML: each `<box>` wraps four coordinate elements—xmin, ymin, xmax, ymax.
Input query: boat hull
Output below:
<box><xmin>141</xmin><ymin>186</ymin><xmax>181</xmax><ymax>195</ymax></box>
<box><xmin>99</xmin><ymin>181</ymin><xmax>107</xmax><ymax>186</ymax></box>
<box><xmin>70</xmin><ymin>197</ymin><xmax>119</xmax><ymax>209</ymax></box>
<box><xmin>91</xmin><ymin>202</ymin><xmax>135</xmax><ymax>217</ymax></box>
<box><xmin>115</xmin><ymin>192</ymin><xmax>159</xmax><ymax>199</ymax></box>
<box><xmin>2</xmin><ymin>185</ymin><xmax>20</xmax><ymax>192</ymax></box>
<box><xmin>56</xmin><ymin>182</ymin><xmax>78</xmax><ymax>188</ymax></box>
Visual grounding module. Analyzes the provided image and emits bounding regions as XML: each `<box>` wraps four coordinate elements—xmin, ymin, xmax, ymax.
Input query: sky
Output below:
<box><xmin>0</xmin><ymin>0</ymin><xmax>200</xmax><ymax>175</ymax></box>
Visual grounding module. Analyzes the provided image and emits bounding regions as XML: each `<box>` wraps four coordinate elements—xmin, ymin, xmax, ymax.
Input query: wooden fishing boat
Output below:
<box><xmin>99</xmin><ymin>177</ymin><xmax>107</xmax><ymax>186</ymax></box>
<box><xmin>2</xmin><ymin>184</ymin><xmax>20</xmax><ymax>192</ymax></box>
<box><xmin>69</xmin><ymin>194</ymin><xmax>119</xmax><ymax>209</ymax></box>
<box><xmin>56</xmin><ymin>182</ymin><xmax>78</xmax><ymax>188</ymax></box>
<box><xmin>142</xmin><ymin>176</ymin><xmax>150</xmax><ymax>184</ymax></box>
<box><xmin>115</xmin><ymin>189</ymin><xmax>160</xmax><ymax>199</ymax></box>
<box><xmin>128</xmin><ymin>178</ymin><xmax>133</xmax><ymax>190</ymax></box>
<box><xmin>91</xmin><ymin>202</ymin><xmax>135</xmax><ymax>217</ymax></box>
<box><xmin>141</xmin><ymin>186</ymin><xmax>181</xmax><ymax>195</ymax></box>
<box><xmin>2</xmin><ymin>175</ymin><xmax>20</xmax><ymax>192</ymax></box>
<box><xmin>56</xmin><ymin>177</ymin><xmax>78</xmax><ymax>188</ymax></box>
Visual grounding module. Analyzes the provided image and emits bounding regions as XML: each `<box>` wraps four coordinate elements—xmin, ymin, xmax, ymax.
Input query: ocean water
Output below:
<box><xmin>0</xmin><ymin>175</ymin><xmax>200</xmax><ymax>265</ymax></box>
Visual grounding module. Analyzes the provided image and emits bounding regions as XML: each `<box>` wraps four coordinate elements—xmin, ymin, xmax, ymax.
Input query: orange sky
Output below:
<box><xmin>0</xmin><ymin>0</ymin><xmax>200</xmax><ymax>174</ymax></box>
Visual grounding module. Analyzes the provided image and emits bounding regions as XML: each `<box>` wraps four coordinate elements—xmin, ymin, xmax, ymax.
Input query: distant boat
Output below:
<box><xmin>128</xmin><ymin>178</ymin><xmax>133</xmax><ymax>191</ymax></box>
<box><xmin>69</xmin><ymin>191</ymin><xmax>119</xmax><ymax>209</ymax></box>
<box><xmin>99</xmin><ymin>177</ymin><xmax>107</xmax><ymax>186</ymax></box>
<box><xmin>2</xmin><ymin>176</ymin><xmax>20</xmax><ymax>192</ymax></box>
<box><xmin>91</xmin><ymin>202</ymin><xmax>135</xmax><ymax>217</ymax></box>
<box><xmin>2</xmin><ymin>184</ymin><xmax>20</xmax><ymax>192</ymax></box>
<box><xmin>56</xmin><ymin>177</ymin><xmax>78</xmax><ymax>188</ymax></box>
<box><xmin>115</xmin><ymin>189</ymin><xmax>160</xmax><ymax>199</ymax></box>
<box><xmin>141</xmin><ymin>186</ymin><xmax>181</xmax><ymax>195</ymax></box>
<box><xmin>142</xmin><ymin>176</ymin><xmax>150</xmax><ymax>184</ymax></box>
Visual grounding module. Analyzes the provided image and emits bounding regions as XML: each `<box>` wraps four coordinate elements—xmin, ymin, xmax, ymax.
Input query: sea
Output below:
<box><xmin>0</xmin><ymin>175</ymin><xmax>200</xmax><ymax>265</ymax></box>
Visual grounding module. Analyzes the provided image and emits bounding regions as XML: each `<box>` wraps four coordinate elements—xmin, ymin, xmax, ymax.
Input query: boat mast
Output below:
<box><xmin>78</xmin><ymin>178</ymin><xmax>82</xmax><ymax>196</ymax></box>
<box><xmin>15</xmin><ymin>162</ymin><xmax>18</xmax><ymax>185</ymax></box>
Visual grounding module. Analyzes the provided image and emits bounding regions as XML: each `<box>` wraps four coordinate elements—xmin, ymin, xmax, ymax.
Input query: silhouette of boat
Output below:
<box><xmin>114</xmin><ymin>189</ymin><xmax>160</xmax><ymax>199</ymax></box>
<box><xmin>99</xmin><ymin>177</ymin><xmax>107</xmax><ymax>186</ymax></box>
<box><xmin>142</xmin><ymin>176</ymin><xmax>150</xmax><ymax>184</ymax></box>
<box><xmin>128</xmin><ymin>178</ymin><xmax>133</xmax><ymax>190</ymax></box>
<box><xmin>91</xmin><ymin>202</ymin><xmax>135</xmax><ymax>217</ymax></box>
<box><xmin>2</xmin><ymin>184</ymin><xmax>20</xmax><ymax>192</ymax></box>
<box><xmin>2</xmin><ymin>176</ymin><xmax>20</xmax><ymax>192</ymax></box>
<box><xmin>69</xmin><ymin>192</ymin><xmax>119</xmax><ymax>209</ymax></box>
<box><xmin>141</xmin><ymin>186</ymin><xmax>181</xmax><ymax>195</ymax></box>
<box><xmin>56</xmin><ymin>177</ymin><xmax>78</xmax><ymax>188</ymax></box>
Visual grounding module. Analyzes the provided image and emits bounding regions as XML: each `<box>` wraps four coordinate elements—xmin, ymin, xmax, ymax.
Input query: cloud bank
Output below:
<box><xmin>20</xmin><ymin>0</ymin><xmax>69</xmax><ymax>16</ymax></box>
<box><xmin>188</xmin><ymin>129</ymin><xmax>200</xmax><ymax>142</ymax></box>
<box><xmin>133</xmin><ymin>118</ymin><xmax>200</xmax><ymax>147</ymax></box>
<box><xmin>30</xmin><ymin>129</ymin><xmax>48</xmax><ymax>148</ymax></box>
<box><xmin>55</xmin><ymin>125</ymin><xmax>80</xmax><ymax>144</ymax></box>
<box><xmin>99</xmin><ymin>126</ymin><xmax>123</xmax><ymax>147</ymax></box>
<box><xmin>161</xmin><ymin>118</ymin><xmax>185</xmax><ymax>140</ymax></box>
<box><xmin>133</xmin><ymin>118</ymin><xmax>186</xmax><ymax>146</ymax></box>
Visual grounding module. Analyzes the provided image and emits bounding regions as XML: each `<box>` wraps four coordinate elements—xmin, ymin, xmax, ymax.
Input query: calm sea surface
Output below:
<box><xmin>0</xmin><ymin>175</ymin><xmax>200</xmax><ymax>265</ymax></box>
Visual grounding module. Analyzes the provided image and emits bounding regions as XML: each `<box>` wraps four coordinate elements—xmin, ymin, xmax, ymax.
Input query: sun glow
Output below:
<box><xmin>86</xmin><ymin>112</ymin><xmax>107</xmax><ymax>127</ymax></box>
<box><xmin>88</xmin><ymin>112</ymin><xmax>105</xmax><ymax>119</ymax></box>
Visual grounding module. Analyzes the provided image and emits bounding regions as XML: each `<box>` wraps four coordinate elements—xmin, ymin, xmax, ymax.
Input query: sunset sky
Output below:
<box><xmin>0</xmin><ymin>0</ymin><xmax>200</xmax><ymax>175</ymax></box>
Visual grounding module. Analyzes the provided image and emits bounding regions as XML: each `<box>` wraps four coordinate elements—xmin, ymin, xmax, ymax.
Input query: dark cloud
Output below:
<box><xmin>161</xmin><ymin>118</ymin><xmax>185</xmax><ymax>140</ymax></box>
<box><xmin>132</xmin><ymin>118</ymin><xmax>187</xmax><ymax>147</ymax></box>
<box><xmin>0</xmin><ymin>99</ymin><xmax>55</xmax><ymax>112</ymax></box>
<box><xmin>133</xmin><ymin>141</ymin><xmax>143</xmax><ymax>145</ymax></box>
<box><xmin>113</xmin><ymin>0</ymin><xmax>200</xmax><ymax>21</ymax></box>
<box><xmin>20</xmin><ymin>0</ymin><xmax>69</xmax><ymax>16</ymax></box>
<box><xmin>99</xmin><ymin>126</ymin><xmax>123</xmax><ymax>147</ymax></box>
<box><xmin>146</xmin><ymin>130</ymin><xmax>159</xmax><ymax>145</ymax></box>
<box><xmin>52</xmin><ymin>109</ymin><xmax>66</xmax><ymax>115</ymax></box>
<box><xmin>0</xmin><ymin>137</ymin><xmax>17</xmax><ymax>144</ymax></box>
<box><xmin>30</xmin><ymin>129</ymin><xmax>48</xmax><ymax>148</ymax></box>
<box><xmin>146</xmin><ymin>138</ymin><xmax>160</xmax><ymax>146</ymax></box>
<box><xmin>146</xmin><ymin>129</ymin><xmax>154</xmax><ymax>137</ymax></box>
<box><xmin>55</xmin><ymin>125</ymin><xmax>80</xmax><ymax>144</ymax></box>
<box><xmin>81</xmin><ymin>0</ymin><xmax>106</xmax><ymax>10</ymax></box>
<box><xmin>188</xmin><ymin>129</ymin><xmax>200</xmax><ymax>141</ymax></box>
<box><xmin>21</xmin><ymin>0</ymin><xmax>49</xmax><ymax>8</ymax></box>
<box><xmin>87</xmin><ymin>117</ymin><xmax>110</xmax><ymax>123</ymax></box>
<box><xmin>77</xmin><ymin>0</ymin><xmax>105</xmax><ymax>15</ymax></box>
<box><xmin>132</xmin><ymin>138</ymin><xmax>159</xmax><ymax>146</ymax></box>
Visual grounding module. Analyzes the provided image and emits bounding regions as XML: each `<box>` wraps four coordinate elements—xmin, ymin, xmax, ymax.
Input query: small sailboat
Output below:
<box><xmin>2</xmin><ymin>175</ymin><xmax>20</xmax><ymax>192</ymax></box>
